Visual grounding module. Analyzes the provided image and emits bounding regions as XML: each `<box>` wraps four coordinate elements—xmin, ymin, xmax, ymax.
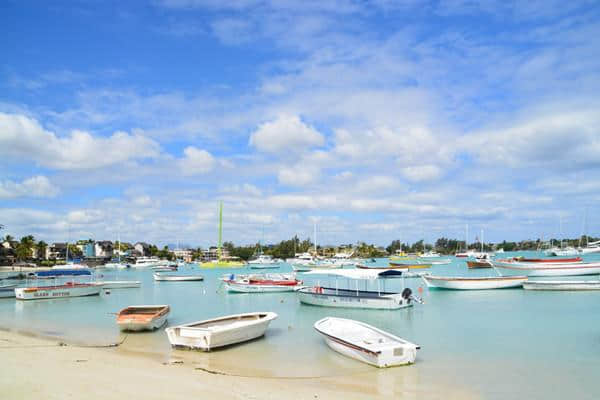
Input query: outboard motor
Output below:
<box><xmin>402</xmin><ymin>288</ymin><xmax>412</xmax><ymax>301</ymax></box>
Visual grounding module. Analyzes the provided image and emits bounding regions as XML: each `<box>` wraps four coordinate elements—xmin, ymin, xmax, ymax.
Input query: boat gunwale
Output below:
<box><xmin>424</xmin><ymin>275</ymin><xmax>528</xmax><ymax>282</ymax></box>
<box><xmin>168</xmin><ymin>312</ymin><xmax>277</xmax><ymax>332</ymax></box>
<box><xmin>298</xmin><ymin>287</ymin><xmax>402</xmax><ymax>300</ymax></box>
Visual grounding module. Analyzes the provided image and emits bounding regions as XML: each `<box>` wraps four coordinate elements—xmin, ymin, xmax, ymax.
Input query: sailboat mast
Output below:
<box><xmin>481</xmin><ymin>229</ymin><xmax>484</xmax><ymax>253</ymax></box>
<box><xmin>314</xmin><ymin>222</ymin><xmax>317</xmax><ymax>255</ymax></box>
<box><xmin>217</xmin><ymin>201</ymin><xmax>223</xmax><ymax>259</ymax></box>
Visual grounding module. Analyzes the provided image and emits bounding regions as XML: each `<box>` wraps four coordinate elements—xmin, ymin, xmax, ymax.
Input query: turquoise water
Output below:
<box><xmin>1</xmin><ymin>252</ymin><xmax>600</xmax><ymax>399</ymax></box>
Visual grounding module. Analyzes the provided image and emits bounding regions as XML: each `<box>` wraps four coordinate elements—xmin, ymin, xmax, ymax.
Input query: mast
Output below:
<box><xmin>481</xmin><ymin>229</ymin><xmax>484</xmax><ymax>253</ymax></box>
<box><xmin>217</xmin><ymin>201</ymin><xmax>223</xmax><ymax>260</ymax></box>
<box><xmin>314</xmin><ymin>222</ymin><xmax>317</xmax><ymax>255</ymax></box>
<box><xmin>465</xmin><ymin>224</ymin><xmax>468</xmax><ymax>251</ymax></box>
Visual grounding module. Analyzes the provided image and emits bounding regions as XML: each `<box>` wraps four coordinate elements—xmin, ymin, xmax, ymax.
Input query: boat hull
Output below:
<box><xmin>492</xmin><ymin>262</ymin><xmax>600</xmax><ymax>277</ymax></box>
<box><xmin>422</xmin><ymin>276</ymin><xmax>527</xmax><ymax>290</ymax></box>
<box><xmin>522</xmin><ymin>281</ymin><xmax>600</xmax><ymax>290</ymax></box>
<box><xmin>117</xmin><ymin>305</ymin><xmax>170</xmax><ymax>331</ymax></box>
<box><xmin>153</xmin><ymin>274</ymin><xmax>204</xmax><ymax>281</ymax></box>
<box><xmin>249</xmin><ymin>265</ymin><xmax>281</xmax><ymax>269</ymax></box>
<box><xmin>298</xmin><ymin>287</ymin><xmax>412</xmax><ymax>310</ymax></box>
<box><xmin>95</xmin><ymin>281</ymin><xmax>141</xmax><ymax>289</ymax></box>
<box><xmin>15</xmin><ymin>284</ymin><xmax>101</xmax><ymax>300</ymax></box>
<box><xmin>118</xmin><ymin>313</ymin><xmax>168</xmax><ymax>331</ymax></box>
<box><xmin>166</xmin><ymin>312</ymin><xmax>277</xmax><ymax>351</ymax></box>
<box><xmin>224</xmin><ymin>281</ymin><xmax>302</xmax><ymax>293</ymax></box>
<box><xmin>314</xmin><ymin>317</ymin><xmax>418</xmax><ymax>368</ymax></box>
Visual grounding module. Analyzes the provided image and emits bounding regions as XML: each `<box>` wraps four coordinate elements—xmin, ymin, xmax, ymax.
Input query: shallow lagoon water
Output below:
<box><xmin>2</xmin><ymin>252</ymin><xmax>600</xmax><ymax>399</ymax></box>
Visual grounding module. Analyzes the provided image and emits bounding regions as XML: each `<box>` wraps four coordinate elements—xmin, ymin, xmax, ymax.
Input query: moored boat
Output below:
<box><xmin>492</xmin><ymin>261</ymin><xmax>600</xmax><ymax>277</ymax></box>
<box><xmin>314</xmin><ymin>317</ymin><xmax>420</xmax><ymax>368</ymax></box>
<box><xmin>153</xmin><ymin>273</ymin><xmax>204</xmax><ymax>281</ymax></box>
<box><xmin>422</xmin><ymin>275</ymin><xmax>527</xmax><ymax>290</ymax></box>
<box><xmin>388</xmin><ymin>261</ymin><xmax>431</xmax><ymax>269</ymax></box>
<box><xmin>466</xmin><ymin>259</ymin><xmax>493</xmax><ymax>269</ymax></box>
<box><xmin>511</xmin><ymin>257</ymin><xmax>582</xmax><ymax>263</ymax></box>
<box><xmin>95</xmin><ymin>280</ymin><xmax>141</xmax><ymax>289</ymax></box>
<box><xmin>0</xmin><ymin>284</ymin><xmax>18</xmax><ymax>298</ymax></box>
<box><xmin>222</xmin><ymin>273</ymin><xmax>303</xmax><ymax>293</ymax></box>
<box><xmin>15</xmin><ymin>282</ymin><xmax>101</xmax><ymax>300</ymax></box>
<box><xmin>522</xmin><ymin>280</ymin><xmax>600</xmax><ymax>291</ymax></box>
<box><xmin>116</xmin><ymin>305</ymin><xmax>170</xmax><ymax>331</ymax></box>
<box><xmin>165</xmin><ymin>312</ymin><xmax>278</xmax><ymax>351</ymax></box>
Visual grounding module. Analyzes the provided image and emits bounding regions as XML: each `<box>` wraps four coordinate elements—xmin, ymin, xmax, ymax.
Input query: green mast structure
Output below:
<box><xmin>217</xmin><ymin>201</ymin><xmax>223</xmax><ymax>260</ymax></box>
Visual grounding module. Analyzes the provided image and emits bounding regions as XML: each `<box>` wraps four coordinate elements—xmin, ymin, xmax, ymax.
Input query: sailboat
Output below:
<box><xmin>201</xmin><ymin>201</ymin><xmax>246</xmax><ymax>268</ymax></box>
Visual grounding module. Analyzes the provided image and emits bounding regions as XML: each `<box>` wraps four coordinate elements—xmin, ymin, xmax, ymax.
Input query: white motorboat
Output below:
<box><xmin>522</xmin><ymin>280</ymin><xmax>600</xmax><ymax>291</ymax></box>
<box><xmin>153</xmin><ymin>273</ymin><xmax>204</xmax><ymax>281</ymax></box>
<box><xmin>0</xmin><ymin>284</ymin><xmax>18</xmax><ymax>298</ymax></box>
<box><xmin>128</xmin><ymin>257</ymin><xmax>163</xmax><ymax>268</ymax></box>
<box><xmin>298</xmin><ymin>269</ymin><xmax>419</xmax><ymax>310</ymax></box>
<box><xmin>579</xmin><ymin>240</ymin><xmax>600</xmax><ymax>254</ymax></box>
<box><xmin>492</xmin><ymin>261</ymin><xmax>600</xmax><ymax>277</ymax></box>
<box><xmin>95</xmin><ymin>280</ymin><xmax>141</xmax><ymax>289</ymax></box>
<box><xmin>165</xmin><ymin>312</ymin><xmax>278</xmax><ymax>351</ymax></box>
<box><xmin>222</xmin><ymin>273</ymin><xmax>303</xmax><ymax>293</ymax></box>
<box><xmin>15</xmin><ymin>282</ymin><xmax>101</xmax><ymax>300</ymax></box>
<box><xmin>314</xmin><ymin>317</ymin><xmax>419</xmax><ymax>368</ymax></box>
<box><xmin>248</xmin><ymin>254</ymin><xmax>281</xmax><ymax>268</ymax></box>
<box><xmin>422</xmin><ymin>275</ymin><xmax>527</xmax><ymax>290</ymax></box>
<box><xmin>116</xmin><ymin>305</ymin><xmax>170</xmax><ymax>331</ymax></box>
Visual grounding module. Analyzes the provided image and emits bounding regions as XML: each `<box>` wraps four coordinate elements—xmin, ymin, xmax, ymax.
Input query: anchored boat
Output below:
<box><xmin>165</xmin><ymin>312</ymin><xmax>278</xmax><ymax>351</ymax></box>
<box><xmin>153</xmin><ymin>273</ymin><xmax>204</xmax><ymax>281</ymax></box>
<box><xmin>492</xmin><ymin>260</ymin><xmax>600</xmax><ymax>277</ymax></box>
<box><xmin>422</xmin><ymin>275</ymin><xmax>527</xmax><ymax>290</ymax></box>
<box><xmin>222</xmin><ymin>273</ymin><xmax>303</xmax><ymax>293</ymax></box>
<box><xmin>15</xmin><ymin>282</ymin><xmax>101</xmax><ymax>300</ymax></box>
<box><xmin>116</xmin><ymin>305</ymin><xmax>170</xmax><ymax>331</ymax></box>
<box><xmin>522</xmin><ymin>280</ymin><xmax>600</xmax><ymax>291</ymax></box>
<box><xmin>314</xmin><ymin>317</ymin><xmax>420</xmax><ymax>368</ymax></box>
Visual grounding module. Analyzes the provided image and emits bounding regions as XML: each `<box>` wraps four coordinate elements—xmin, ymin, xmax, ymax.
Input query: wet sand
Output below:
<box><xmin>1</xmin><ymin>328</ymin><xmax>479</xmax><ymax>400</ymax></box>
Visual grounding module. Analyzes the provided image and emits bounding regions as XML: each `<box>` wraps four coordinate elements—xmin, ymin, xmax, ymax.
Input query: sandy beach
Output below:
<box><xmin>0</xmin><ymin>328</ymin><xmax>478</xmax><ymax>400</ymax></box>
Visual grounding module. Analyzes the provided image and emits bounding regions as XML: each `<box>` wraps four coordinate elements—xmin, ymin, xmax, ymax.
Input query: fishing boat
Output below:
<box><xmin>116</xmin><ymin>305</ymin><xmax>170</xmax><ymax>331</ymax></box>
<box><xmin>422</xmin><ymin>275</ymin><xmax>527</xmax><ymax>290</ymax></box>
<box><xmin>15</xmin><ymin>282</ymin><xmax>101</xmax><ymax>300</ymax></box>
<box><xmin>153</xmin><ymin>273</ymin><xmax>204</xmax><ymax>281</ymax></box>
<box><xmin>0</xmin><ymin>284</ymin><xmax>18</xmax><ymax>298</ymax></box>
<box><xmin>491</xmin><ymin>260</ymin><xmax>600</xmax><ymax>277</ymax></box>
<box><xmin>222</xmin><ymin>273</ymin><xmax>303</xmax><ymax>293</ymax></box>
<box><xmin>165</xmin><ymin>312</ymin><xmax>278</xmax><ymax>351</ymax></box>
<box><xmin>298</xmin><ymin>269</ymin><xmax>420</xmax><ymax>310</ymax></box>
<box><xmin>466</xmin><ymin>259</ymin><xmax>493</xmax><ymax>269</ymax></box>
<box><xmin>388</xmin><ymin>261</ymin><xmax>432</xmax><ymax>269</ymax></box>
<box><xmin>510</xmin><ymin>256</ymin><xmax>582</xmax><ymax>263</ymax></box>
<box><xmin>314</xmin><ymin>317</ymin><xmax>420</xmax><ymax>368</ymax></box>
<box><xmin>94</xmin><ymin>280</ymin><xmax>141</xmax><ymax>289</ymax></box>
<box><xmin>522</xmin><ymin>280</ymin><xmax>600</xmax><ymax>291</ymax></box>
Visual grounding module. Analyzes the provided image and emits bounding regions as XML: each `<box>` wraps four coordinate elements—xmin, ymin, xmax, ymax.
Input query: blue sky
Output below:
<box><xmin>1</xmin><ymin>0</ymin><xmax>600</xmax><ymax>247</ymax></box>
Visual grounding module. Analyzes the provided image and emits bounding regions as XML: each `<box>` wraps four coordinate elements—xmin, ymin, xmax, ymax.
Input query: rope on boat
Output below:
<box><xmin>192</xmin><ymin>366</ymin><xmax>377</xmax><ymax>380</ymax></box>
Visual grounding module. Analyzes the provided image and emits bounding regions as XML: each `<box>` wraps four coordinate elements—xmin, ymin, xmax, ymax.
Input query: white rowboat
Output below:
<box><xmin>153</xmin><ymin>274</ymin><xmax>204</xmax><ymax>282</ymax></box>
<box><xmin>422</xmin><ymin>275</ymin><xmax>527</xmax><ymax>290</ymax></box>
<box><xmin>492</xmin><ymin>261</ymin><xmax>600</xmax><ymax>277</ymax></box>
<box><xmin>314</xmin><ymin>317</ymin><xmax>419</xmax><ymax>368</ymax></box>
<box><xmin>95</xmin><ymin>280</ymin><xmax>141</xmax><ymax>289</ymax></box>
<box><xmin>522</xmin><ymin>280</ymin><xmax>600</xmax><ymax>291</ymax></box>
<box><xmin>165</xmin><ymin>312</ymin><xmax>278</xmax><ymax>351</ymax></box>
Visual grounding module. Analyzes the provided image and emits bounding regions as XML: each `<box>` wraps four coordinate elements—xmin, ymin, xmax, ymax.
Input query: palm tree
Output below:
<box><xmin>36</xmin><ymin>241</ymin><xmax>48</xmax><ymax>261</ymax></box>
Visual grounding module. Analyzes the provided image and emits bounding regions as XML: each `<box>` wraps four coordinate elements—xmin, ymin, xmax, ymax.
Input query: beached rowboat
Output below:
<box><xmin>116</xmin><ymin>305</ymin><xmax>170</xmax><ymax>331</ymax></box>
<box><xmin>522</xmin><ymin>280</ymin><xmax>600</xmax><ymax>291</ymax></box>
<box><xmin>314</xmin><ymin>317</ymin><xmax>420</xmax><ymax>368</ymax></box>
<box><xmin>165</xmin><ymin>312</ymin><xmax>278</xmax><ymax>351</ymax></box>
<box><xmin>422</xmin><ymin>275</ymin><xmax>527</xmax><ymax>290</ymax></box>
<box><xmin>15</xmin><ymin>282</ymin><xmax>101</xmax><ymax>300</ymax></box>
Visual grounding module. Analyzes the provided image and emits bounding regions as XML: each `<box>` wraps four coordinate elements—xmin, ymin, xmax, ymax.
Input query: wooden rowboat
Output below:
<box><xmin>116</xmin><ymin>305</ymin><xmax>170</xmax><ymax>331</ymax></box>
<box><xmin>314</xmin><ymin>317</ymin><xmax>419</xmax><ymax>368</ymax></box>
<box><xmin>466</xmin><ymin>260</ymin><xmax>492</xmax><ymax>269</ymax></box>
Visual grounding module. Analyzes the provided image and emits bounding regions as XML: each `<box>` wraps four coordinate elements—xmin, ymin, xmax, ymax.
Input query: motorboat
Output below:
<box><xmin>522</xmin><ymin>280</ymin><xmax>600</xmax><ymax>290</ymax></box>
<box><xmin>153</xmin><ymin>273</ymin><xmax>204</xmax><ymax>281</ymax></box>
<box><xmin>492</xmin><ymin>260</ymin><xmax>600</xmax><ymax>277</ymax></box>
<box><xmin>314</xmin><ymin>317</ymin><xmax>419</xmax><ymax>368</ymax></box>
<box><xmin>297</xmin><ymin>269</ymin><xmax>420</xmax><ymax>310</ymax></box>
<box><xmin>15</xmin><ymin>282</ymin><xmax>101</xmax><ymax>300</ymax></box>
<box><xmin>579</xmin><ymin>240</ymin><xmax>600</xmax><ymax>254</ymax></box>
<box><xmin>94</xmin><ymin>280</ymin><xmax>141</xmax><ymax>289</ymax></box>
<box><xmin>248</xmin><ymin>254</ymin><xmax>281</xmax><ymax>268</ymax></box>
<box><xmin>422</xmin><ymin>275</ymin><xmax>527</xmax><ymax>290</ymax></box>
<box><xmin>165</xmin><ymin>312</ymin><xmax>278</xmax><ymax>351</ymax></box>
<box><xmin>116</xmin><ymin>305</ymin><xmax>170</xmax><ymax>331</ymax></box>
<box><xmin>222</xmin><ymin>273</ymin><xmax>303</xmax><ymax>293</ymax></box>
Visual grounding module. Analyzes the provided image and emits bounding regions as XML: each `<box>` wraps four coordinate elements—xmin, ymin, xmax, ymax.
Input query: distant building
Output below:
<box><xmin>49</xmin><ymin>243</ymin><xmax>68</xmax><ymax>260</ymax></box>
<box><xmin>172</xmin><ymin>249</ymin><xmax>193</xmax><ymax>262</ymax></box>
<box><xmin>76</xmin><ymin>240</ymin><xmax>96</xmax><ymax>258</ymax></box>
<box><xmin>94</xmin><ymin>241</ymin><xmax>114</xmax><ymax>257</ymax></box>
<box><xmin>134</xmin><ymin>242</ymin><xmax>152</xmax><ymax>257</ymax></box>
<box><xmin>201</xmin><ymin>247</ymin><xmax>229</xmax><ymax>261</ymax></box>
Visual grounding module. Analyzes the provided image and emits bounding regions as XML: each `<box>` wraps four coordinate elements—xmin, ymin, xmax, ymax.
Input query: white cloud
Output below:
<box><xmin>249</xmin><ymin>115</ymin><xmax>325</xmax><ymax>154</ymax></box>
<box><xmin>0</xmin><ymin>176</ymin><xmax>59</xmax><ymax>199</ymax></box>
<box><xmin>400</xmin><ymin>165</ymin><xmax>443</xmax><ymax>182</ymax></box>
<box><xmin>0</xmin><ymin>113</ymin><xmax>160</xmax><ymax>170</ymax></box>
<box><xmin>179</xmin><ymin>146</ymin><xmax>216</xmax><ymax>175</ymax></box>
<box><xmin>278</xmin><ymin>165</ymin><xmax>319</xmax><ymax>186</ymax></box>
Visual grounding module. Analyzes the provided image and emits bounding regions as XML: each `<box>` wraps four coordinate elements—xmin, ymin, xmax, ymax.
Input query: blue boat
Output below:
<box><xmin>35</xmin><ymin>269</ymin><xmax>92</xmax><ymax>278</ymax></box>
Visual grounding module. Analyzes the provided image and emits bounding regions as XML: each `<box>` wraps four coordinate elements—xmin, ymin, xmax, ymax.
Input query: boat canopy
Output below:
<box><xmin>303</xmin><ymin>268</ymin><xmax>407</xmax><ymax>280</ymax></box>
<box><xmin>36</xmin><ymin>268</ymin><xmax>92</xmax><ymax>277</ymax></box>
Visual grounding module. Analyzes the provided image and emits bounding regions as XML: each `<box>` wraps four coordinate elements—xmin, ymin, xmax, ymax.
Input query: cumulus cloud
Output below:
<box><xmin>179</xmin><ymin>146</ymin><xmax>216</xmax><ymax>175</ymax></box>
<box><xmin>249</xmin><ymin>115</ymin><xmax>325</xmax><ymax>154</ymax></box>
<box><xmin>0</xmin><ymin>113</ymin><xmax>160</xmax><ymax>170</ymax></box>
<box><xmin>400</xmin><ymin>165</ymin><xmax>443</xmax><ymax>182</ymax></box>
<box><xmin>277</xmin><ymin>165</ymin><xmax>319</xmax><ymax>186</ymax></box>
<box><xmin>0</xmin><ymin>176</ymin><xmax>59</xmax><ymax>199</ymax></box>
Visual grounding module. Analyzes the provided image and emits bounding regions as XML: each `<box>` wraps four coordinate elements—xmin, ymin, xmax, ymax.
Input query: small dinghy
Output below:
<box><xmin>153</xmin><ymin>273</ymin><xmax>204</xmax><ymax>281</ymax></box>
<box><xmin>95</xmin><ymin>280</ymin><xmax>141</xmax><ymax>289</ymax></box>
<box><xmin>422</xmin><ymin>275</ymin><xmax>527</xmax><ymax>290</ymax></box>
<box><xmin>522</xmin><ymin>280</ymin><xmax>600</xmax><ymax>291</ymax></box>
<box><xmin>116</xmin><ymin>305</ymin><xmax>170</xmax><ymax>331</ymax></box>
<box><xmin>165</xmin><ymin>312</ymin><xmax>277</xmax><ymax>351</ymax></box>
<box><xmin>314</xmin><ymin>317</ymin><xmax>420</xmax><ymax>368</ymax></box>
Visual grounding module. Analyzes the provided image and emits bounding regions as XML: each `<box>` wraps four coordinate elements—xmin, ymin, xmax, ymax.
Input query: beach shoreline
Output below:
<box><xmin>1</xmin><ymin>327</ymin><xmax>479</xmax><ymax>400</ymax></box>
